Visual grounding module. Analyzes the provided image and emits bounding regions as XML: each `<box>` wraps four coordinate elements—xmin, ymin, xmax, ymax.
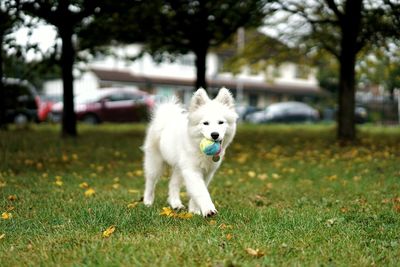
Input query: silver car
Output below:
<box><xmin>247</xmin><ymin>101</ymin><xmax>319</xmax><ymax>123</ymax></box>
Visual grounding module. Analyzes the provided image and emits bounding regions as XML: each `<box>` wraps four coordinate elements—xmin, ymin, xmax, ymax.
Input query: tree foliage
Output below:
<box><xmin>267</xmin><ymin>0</ymin><xmax>399</xmax><ymax>142</ymax></box>
<box><xmin>219</xmin><ymin>29</ymin><xmax>308</xmax><ymax>75</ymax></box>
<box><xmin>89</xmin><ymin>0</ymin><xmax>266</xmax><ymax>90</ymax></box>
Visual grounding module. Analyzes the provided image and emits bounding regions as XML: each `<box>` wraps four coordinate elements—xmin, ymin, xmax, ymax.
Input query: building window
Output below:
<box><xmin>179</xmin><ymin>55</ymin><xmax>195</xmax><ymax>66</ymax></box>
<box><xmin>249</xmin><ymin>94</ymin><xmax>258</xmax><ymax>107</ymax></box>
<box><xmin>273</xmin><ymin>66</ymin><xmax>281</xmax><ymax>78</ymax></box>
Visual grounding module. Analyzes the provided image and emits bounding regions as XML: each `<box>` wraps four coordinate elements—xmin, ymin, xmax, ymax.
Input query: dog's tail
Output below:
<box><xmin>142</xmin><ymin>97</ymin><xmax>185</xmax><ymax>152</ymax></box>
<box><xmin>148</xmin><ymin>96</ymin><xmax>185</xmax><ymax>130</ymax></box>
<box><xmin>152</xmin><ymin>95</ymin><xmax>182</xmax><ymax>117</ymax></box>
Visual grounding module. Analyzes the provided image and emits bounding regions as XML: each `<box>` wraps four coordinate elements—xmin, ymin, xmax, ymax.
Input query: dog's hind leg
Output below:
<box><xmin>143</xmin><ymin>148</ymin><xmax>164</xmax><ymax>206</ymax></box>
<box><xmin>168</xmin><ymin>168</ymin><xmax>185</xmax><ymax>210</ymax></box>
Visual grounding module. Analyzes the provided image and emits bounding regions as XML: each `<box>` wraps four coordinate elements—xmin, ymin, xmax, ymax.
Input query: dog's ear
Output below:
<box><xmin>215</xmin><ymin>87</ymin><xmax>235</xmax><ymax>109</ymax></box>
<box><xmin>190</xmin><ymin>88</ymin><xmax>210</xmax><ymax>112</ymax></box>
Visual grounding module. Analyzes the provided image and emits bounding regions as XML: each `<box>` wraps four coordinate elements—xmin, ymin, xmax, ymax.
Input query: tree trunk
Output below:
<box><xmin>194</xmin><ymin>46</ymin><xmax>208</xmax><ymax>90</ymax></box>
<box><xmin>337</xmin><ymin>55</ymin><xmax>356</xmax><ymax>142</ymax></box>
<box><xmin>0</xmin><ymin>34</ymin><xmax>6</xmax><ymax>130</ymax></box>
<box><xmin>60</xmin><ymin>27</ymin><xmax>77</xmax><ymax>137</ymax></box>
<box><xmin>337</xmin><ymin>0</ymin><xmax>362</xmax><ymax>143</ymax></box>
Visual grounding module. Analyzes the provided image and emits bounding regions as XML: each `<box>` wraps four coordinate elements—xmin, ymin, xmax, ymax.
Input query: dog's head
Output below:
<box><xmin>188</xmin><ymin>88</ymin><xmax>238</xmax><ymax>144</ymax></box>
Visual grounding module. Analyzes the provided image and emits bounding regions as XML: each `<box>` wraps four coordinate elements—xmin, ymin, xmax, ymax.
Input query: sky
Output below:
<box><xmin>12</xmin><ymin>24</ymin><xmax>58</xmax><ymax>60</ymax></box>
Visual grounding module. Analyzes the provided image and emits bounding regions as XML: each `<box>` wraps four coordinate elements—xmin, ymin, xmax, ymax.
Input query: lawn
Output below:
<box><xmin>0</xmin><ymin>124</ymin><xmax>399</xmax><ymax>266</ymax></box>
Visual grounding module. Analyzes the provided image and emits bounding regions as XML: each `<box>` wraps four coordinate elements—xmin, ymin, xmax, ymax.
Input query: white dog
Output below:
<box><xmin>143</xmin><ymin>88</ymin><xmax>238</xmax><ymax>217</ymax></box>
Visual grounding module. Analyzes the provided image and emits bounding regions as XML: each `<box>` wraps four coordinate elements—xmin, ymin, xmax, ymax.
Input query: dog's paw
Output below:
<box><xmin>200</xmin><ymin>203</ymin><xmax>218</xmax><ymax>217</ymax></box>
<box><xmin>168</xmin><ymin>197</ymin><xmax>185</xmax><ymax>210</ymax></box>
<box><xmin>202</xmin><ymin>208</ymin><xmax>218</xmax><ymax>218</ymax></box>
<box><xmin>189</xmin><ymin>206</ymin><xmax>201</xmax><ymax>215</ymax></box>
<box><xmin>143</xmin><ymin>197</ymin><xmax>154</xmax><ymax>207</ymax></box>
<box><xmin>172</xmin><ymin>203</ymin><xmax>186</xmax><ymax>210</ymax></box>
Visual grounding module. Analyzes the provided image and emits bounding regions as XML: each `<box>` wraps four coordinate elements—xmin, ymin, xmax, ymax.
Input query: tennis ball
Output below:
<box><xmin>199</xmin><ymin>138</ymin><xmax>221</xmax><ymax>156</ymax></box>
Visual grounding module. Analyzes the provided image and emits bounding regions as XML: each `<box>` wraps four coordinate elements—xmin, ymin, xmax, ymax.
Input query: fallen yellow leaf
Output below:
<box><xmin>112</xmin><ymin>183</ymin><xmax>120</xmax><ymax>189</ymax></box>
<box><xmin>159</xmin><ymin>207</ymin><xmax>193</xmax><ymax>219</ymax></box>
<box><xmin>226</xmin><ymin>233</ymin><xmax>233</xmax><ymax>240</ymax></box>
<box><xmin>1</xmin><ymin>212</ymin><xmax>12</xmax><ymax>220</ymax></box>
<box><xmin>84</xmin><ymin>188</ymin><xmax>96</xmax><ymax>197</ymax></box>
<box><xmin>102</xmin><ymin>225</ymin><xmax>116</xmax><ymax>238</ymax></box>
<box><xmin>257</xmin><ymin>173</ymin><xmax>268</xmax><ymax>180</ymax></box>
<box><xmin>272</xmin><ymin>173</ymin><xmax>281</xmax><ymax>179</ymax></box>
<box><xmin>245</xmin><ymin>247</ymin><xmax>265</xmax><ymax>257</ymax></box>
<box><xmin>7</xmin><ymin>195</ymin><xmax>17</xmax><ymax>201</ymax></box>
<box><xmin>135</xmin><ymin>170</ymin><xmax>143</xmax><ymax>176</ymax></box>
<box><xmin>176</xmin><ymin>212</ymin><xmax>193</xmax><ymax>219</ymax></box>
<box><xmin>209</xmin><ymin>220</ymin><xmax>217</xmax><ymax>225</ymax></box>
<box><xmin>159</xmin><ymin>207</ymin><xmax>174</xmax><ymax>217</ymax></box>
<box><xmin>0</xmin><ymin>233</ymin><xmax>5</xmax><ymax>240</ymax></box>
<box><xmin>79</xmin><ymin>182</ymin><xmax>89</xmax><ymax>189</ymax></box>
<box><xmin>218</xmin><ymin>223</ymin><xmax>233</xmax><ymax>229</ymax></box>
<box><xmin>128</xmin><ymin>189</ymin><xmax>140</xmax><ymax>194</ymax></box>
<box><xmin>247</xmin><ymin>171</ymin><xmax>256</xmax><ymax>178</ymax></box>
<box><xmin>54</xmin><ymin>180</ymin><xmax>63</xmax><ymax>186</ymax></box>
<box><xmin>127</xmin><ymin>202</ymin><xmax>139</xmax><ymax>209</ymax></box>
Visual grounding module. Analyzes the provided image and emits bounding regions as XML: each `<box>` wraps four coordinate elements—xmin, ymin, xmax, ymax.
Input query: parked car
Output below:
<box><xmin>3</xmin><ymin>78</ymin><xmax>40</xmax><ymax>124</ymax></box>
<box><xmin>322</xmin><ymin>106</ymin><xmax>368</xmax><ymax>124</ymax></box>
<box><xmin>247</xmin><ymin>101</ymin><xmax>319</xmax><ymax>123</ymax></box>
<box><xmin>355</xmin><ymin>106</ymin><xmax>368</xmax><ymax>124</ymax></box>
<box><xmin>38</xmin><ymin>94</ymin><xmax>62</xmax><ymax>122</ymax></box>
<box><xmin>236</xmin><ymin>105</ymin><xmax>262</xmax><ymax>122</ymax></box>
<box><xmin>50</xmin><ymin>88</ymin><xmax>153</xmax><ymax>124</ymax></box>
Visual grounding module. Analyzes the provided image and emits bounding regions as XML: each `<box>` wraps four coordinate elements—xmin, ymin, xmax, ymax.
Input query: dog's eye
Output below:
<box><xmin>203</xmin><ymin>122</ymin><xmax>209</xmax><ymax>125</ymax></box>
<box><xmin>218</xmin><ymin>121</ymin><xmax>224</xmax><ymax>125</ymax></box>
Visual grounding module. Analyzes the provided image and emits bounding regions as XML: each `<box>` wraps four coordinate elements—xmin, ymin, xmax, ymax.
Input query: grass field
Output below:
<box><xmin>0</xmin><ymin>124</ymin><xmax>399</xmax><ymax>266</ymax></box>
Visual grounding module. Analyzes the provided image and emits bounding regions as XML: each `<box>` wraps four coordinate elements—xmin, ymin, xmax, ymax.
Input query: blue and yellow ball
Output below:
<box><xmin>199</xmin><ymin>138</ymin><xmax>221</xmax><ymax>156</ymax></box>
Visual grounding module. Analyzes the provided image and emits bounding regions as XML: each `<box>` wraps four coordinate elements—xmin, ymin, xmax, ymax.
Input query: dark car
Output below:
<box><xmin>247</xmin><ymin>101</ymin><xmax>319</xmax><ymax>123</ymax></box>
<box><xmin>322</xmin><ymin>106</ymin><xmax>368</xmax><ymax>124</ymax></box>
<box><xmin>3</xmin><ymin>78</ymin><xmax>40</xmax><ymax>124</ymax></box>
<box><xmin>50</xmin><ymin>88</ymin><xmax>153</xmax><ymax>124</ymax></box>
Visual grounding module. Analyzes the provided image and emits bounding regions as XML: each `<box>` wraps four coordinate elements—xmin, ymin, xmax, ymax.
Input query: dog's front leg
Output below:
<box><xmin>181</xmin><ymin>169</ymin><xmax>217</xmax><ymax>217</ymax></box>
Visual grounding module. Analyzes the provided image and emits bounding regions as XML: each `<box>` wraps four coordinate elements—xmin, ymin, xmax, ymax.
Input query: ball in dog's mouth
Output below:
<box><xmin>199</xmin><ymin>138</ymin><xmax>222</xmax><ymax>160</ymax></box>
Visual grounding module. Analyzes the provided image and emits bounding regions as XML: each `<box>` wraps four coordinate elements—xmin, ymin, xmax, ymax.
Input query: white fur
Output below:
<box><xmin>143</xmin><ymin>88</ymin><xmax>238</xmax><ymax>217</ymax></box>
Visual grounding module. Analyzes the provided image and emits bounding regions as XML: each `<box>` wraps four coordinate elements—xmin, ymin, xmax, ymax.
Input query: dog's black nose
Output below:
<box><xmin>211</xmin><ymin>132</ymin><xmax>219</xmax><ymax>140</ymax></box>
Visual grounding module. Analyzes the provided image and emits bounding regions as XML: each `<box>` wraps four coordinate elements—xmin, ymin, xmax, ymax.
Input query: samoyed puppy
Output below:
<box><xmin>143</xmin><ymin>88</ymin><xmax>238</xmax><ymax>217</ymax></box>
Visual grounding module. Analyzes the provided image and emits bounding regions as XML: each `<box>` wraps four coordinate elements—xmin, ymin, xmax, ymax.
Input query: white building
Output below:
<box><xmin>43</xmin><ymin>44</ymin><xmax>322</xmax><ymax>107</ymax></box>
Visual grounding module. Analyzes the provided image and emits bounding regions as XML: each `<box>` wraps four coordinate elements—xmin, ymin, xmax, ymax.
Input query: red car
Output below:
<box><xmin>50</xmin><ymin>88</ymin><xmax>154</xmax><ymax>124</ymax></box>
<box><xmin>38</xmin><ymin>95</ymin><xmax>62</xmax><ymax>122</ymax></box>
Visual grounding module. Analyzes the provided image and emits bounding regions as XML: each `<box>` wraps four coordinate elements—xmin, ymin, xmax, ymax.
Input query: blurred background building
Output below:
<box><xmin>42</xmin><ymin>44</ymin><xmax>322</xmax><ymax>107</ymax></box>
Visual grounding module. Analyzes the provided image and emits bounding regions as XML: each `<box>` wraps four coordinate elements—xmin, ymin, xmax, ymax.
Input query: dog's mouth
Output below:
<box><xmin>208</xmin><ymin>138</ymin><xmax>222</xmax><ymax>143</ymax></box>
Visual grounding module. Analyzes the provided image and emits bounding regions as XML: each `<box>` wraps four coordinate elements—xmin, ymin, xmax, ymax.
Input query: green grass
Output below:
<box><xmin>1</xmin><ymin>123</ymin><xmax>399</xmax><ymax>266</ymax></box>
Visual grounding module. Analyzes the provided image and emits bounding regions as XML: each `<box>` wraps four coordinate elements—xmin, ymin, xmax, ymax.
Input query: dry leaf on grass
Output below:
<box><xmin>0</xmin><ymin>234</ymin><xmax>5</xmax><ymax>240</ymax></box>
<box><xmin>209</xmin><ymin>220</ymin><xmax>217</xmax><ymax>225</ymax></box>
<box><xmin>176</xmin><ymin>212</ymin><xmax>193</xmax><ymax>219</ymax></box>
<box><xmin>245</xmin><ymin>248</ymin><xmax>265</xmax><ymax>258</ymax></box>
<box><xmin>159</xmin><ymin>207</ymin><xmax>174</xmax><ymax>217</ymax></box>
<box><xmin>7</xmin><ymin>195</ymin><xmax>17</xmax><ymax>201</ymax></box>
<box><xmin>128</xmin><ymin>189</ymin><xmax>140</xmax><ymax>194</ymax></box>
<box><xmin>127</xmin><ymin>202</ymin><xmax>140</xmax><ymax>209</ymax></box>
<box><xmin>1</xmin><ymin>212</ymin><xmax>12</xmax><ymax>220</ymax></box>
<box><xmin>79</xmin><ymin>182</ymin><xmax>89</xmax><ymax>189</ymax></box>
<box><xmin>159</xmin><ymin>207</ymin><xmax>193</xmax><ymax>219</ymax></box>
<box><xmin>84</xmin><ymin>188</ymin><xmax>95</xmax><ymax>197</ymax></box>
<box><xmin>102</xmin><ymin>225</ymin><xmax>116</xmax><ymax>238</ymax></box>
